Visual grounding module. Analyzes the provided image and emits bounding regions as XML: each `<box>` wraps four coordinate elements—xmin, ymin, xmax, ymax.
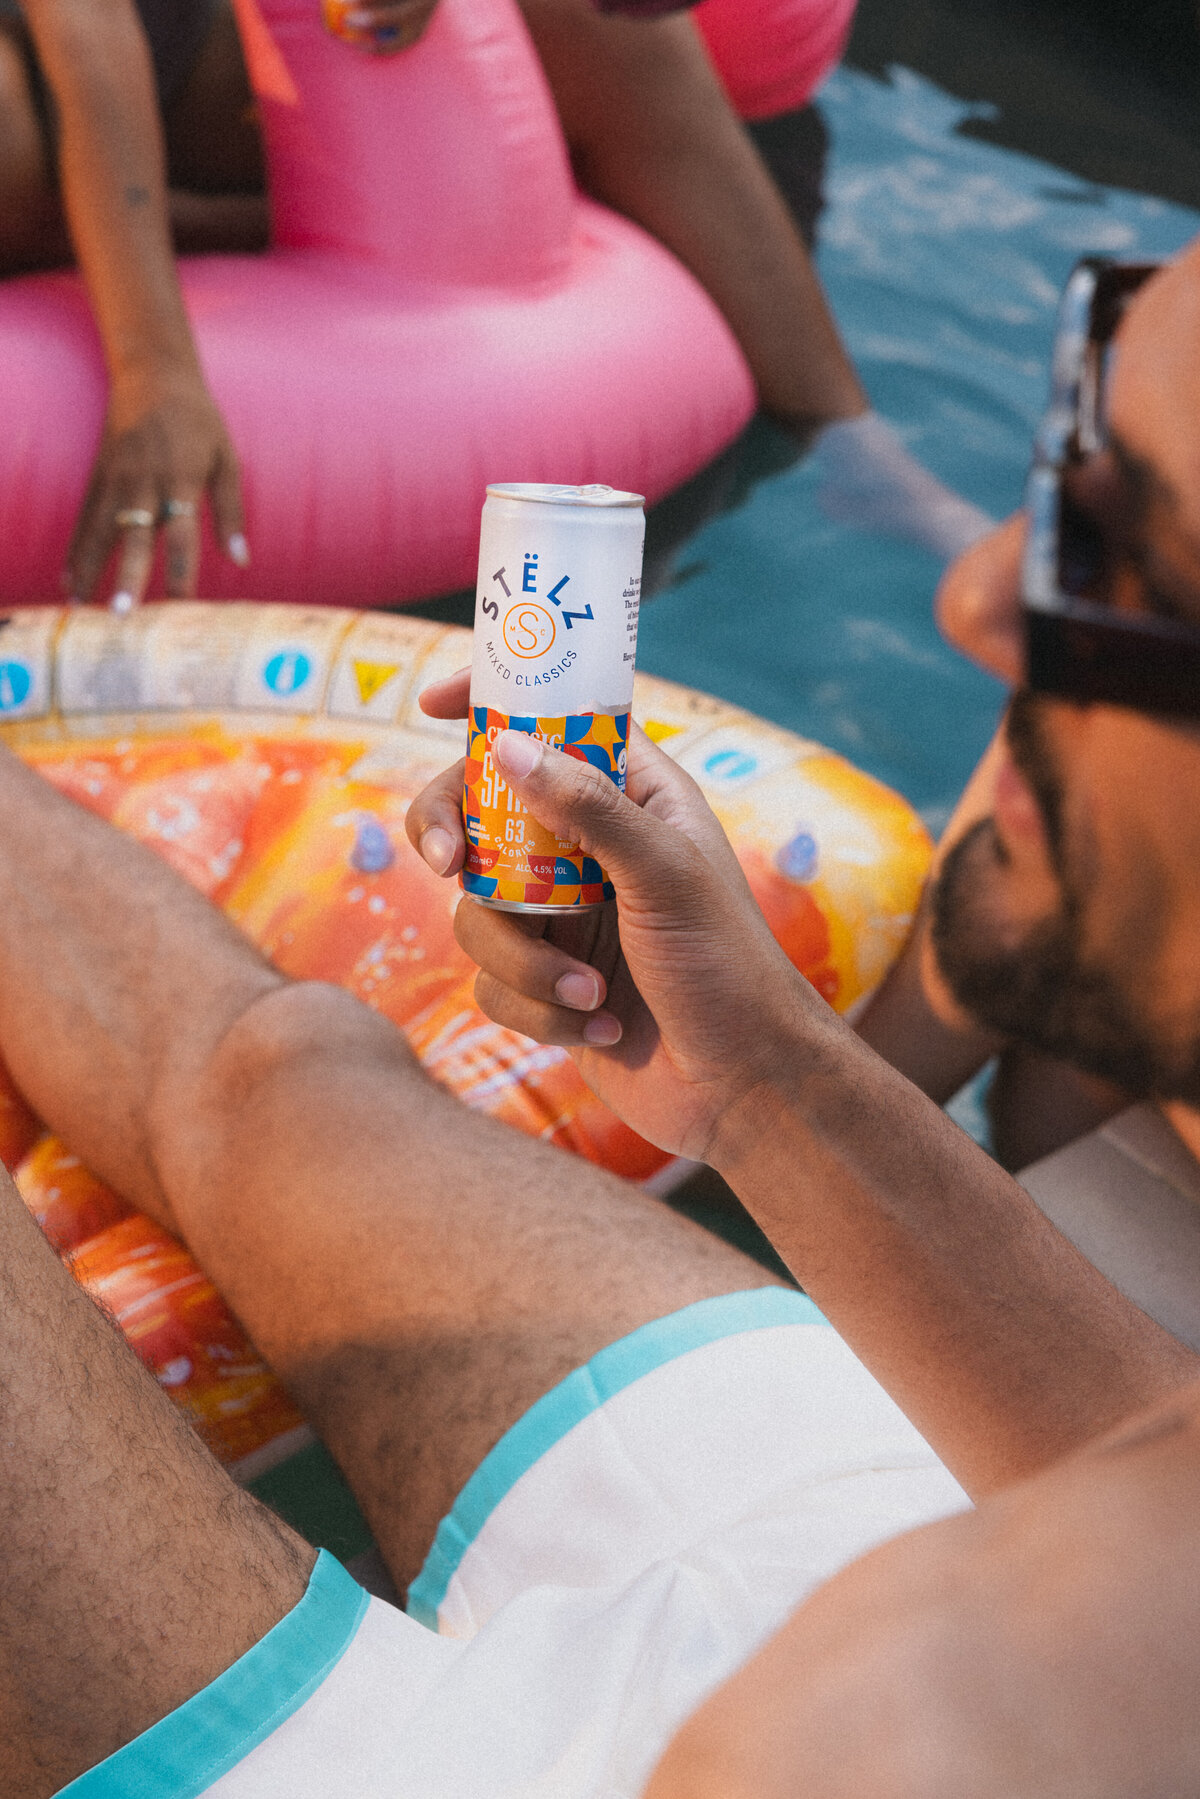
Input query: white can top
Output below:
<box><xmin>471</xmin><ymin>486</ymin><xmax>644</xmax><ymax>716</ymax></box>
<box><xmin>485</xmin><ymin>482</ymin><xmax>645</xmax><ymax>509</ymax></box>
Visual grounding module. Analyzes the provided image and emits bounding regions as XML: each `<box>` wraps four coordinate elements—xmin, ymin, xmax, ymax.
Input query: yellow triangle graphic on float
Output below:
<box><xmin>353</xmin><ymin>659</ymin><xmax>400</xmax><ymax>706</ymax></box>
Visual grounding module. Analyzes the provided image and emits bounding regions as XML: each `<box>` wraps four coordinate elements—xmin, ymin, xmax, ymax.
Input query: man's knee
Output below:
<box><xmin>194</xmin><ymin>979</ymin><xmax>417</xmax><ymax>1125</ymax></box>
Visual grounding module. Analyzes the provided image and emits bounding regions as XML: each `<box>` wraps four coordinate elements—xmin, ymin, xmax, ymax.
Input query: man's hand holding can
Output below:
<box><xmin>407</xmin><ymin>675</ymin><xmax>832</xmax><ymax>1167</ymax></box>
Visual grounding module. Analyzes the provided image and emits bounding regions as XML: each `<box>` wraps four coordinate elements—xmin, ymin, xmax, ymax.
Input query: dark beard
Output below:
<box><xmin>933</xmin><ymin>821</ymin><xmax>1182</xmax><ymax>1097</ymax></box>
<box><xmin>931</xmin><ymin>696</ymin><xmax>1200</xmax><ymax>1104</ymax></box>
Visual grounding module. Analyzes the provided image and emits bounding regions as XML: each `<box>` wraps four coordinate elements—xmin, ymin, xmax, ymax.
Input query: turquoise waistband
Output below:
<box><xmin>59</xmin><ymin>1549</ymin><xmax>368</xmax><ymax>1798</ymax></box>
<box><xmin>407</xmin><ymin>1284</ymin><xmax>826</xmax><ymax>1629</ymax></box>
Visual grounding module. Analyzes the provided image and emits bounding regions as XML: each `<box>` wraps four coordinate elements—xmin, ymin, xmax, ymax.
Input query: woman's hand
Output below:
<box><xmin>336</xmin><ymin>0</ymin><xmax>440</xmax><ymax>53</ymax></box>
<box><xmin>66</xmin><ymin>365</ymin><xmax>248</xmax><ymax>610</ymax></box>
<box><xmin>405</xmin><ymin>669</ymin><xmax>828</xmax><ymax>1163</ymax></box>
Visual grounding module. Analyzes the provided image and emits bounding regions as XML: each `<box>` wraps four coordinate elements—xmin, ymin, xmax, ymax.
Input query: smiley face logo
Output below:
<box><xmin>502</xmin><ymin>603</ymin><xmax>556</xmax><ymax>659</ymax></box>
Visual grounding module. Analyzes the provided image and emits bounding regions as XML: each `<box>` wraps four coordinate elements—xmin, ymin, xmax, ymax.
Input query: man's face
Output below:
<box><xmin>931</xmin><ymin>243</ymin><xmax>1200</xmax><ymax>1103</ymax></box>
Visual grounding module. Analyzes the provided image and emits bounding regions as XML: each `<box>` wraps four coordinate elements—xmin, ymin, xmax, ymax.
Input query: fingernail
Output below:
<box><xmin>495</xmin><ymin>731</ymin><xmax>541</xmax><ymax>779</ymax></box>
<box><xmin>227</xmin><ymin>533</ymin><xmax>251</xmax><ymax>569</ymax></box>
<box><xmin>556</xmin><ymin>970</ymin><xmax>599</xmax><ymax>1011</ymax></box>
<box><xmin>110</xmin><ymin>591</ymin><xmax>135</xmax><ymax>616</ymax></box>
<box><xmin>583</xmin><ymin>1013</ymin><xmax>622</xmax><ymax>1046</ymax></box>
<box><xmin>420</xmin><ymin>826</ymin><xmax>455</xmax><ymax>875</ymax></box>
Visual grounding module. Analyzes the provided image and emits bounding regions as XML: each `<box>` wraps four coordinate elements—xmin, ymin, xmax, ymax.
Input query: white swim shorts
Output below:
<box><xmin>64</xmin><ymin>1289</ymin><xmax>969</xmax><ymax>1798</ymax></box>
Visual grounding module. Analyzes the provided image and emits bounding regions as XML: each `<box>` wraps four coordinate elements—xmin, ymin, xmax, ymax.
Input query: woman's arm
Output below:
<box><xmin>21</xmin><ymin>0</ymin><xmax>247</xmax><ymax>604</ymax></box>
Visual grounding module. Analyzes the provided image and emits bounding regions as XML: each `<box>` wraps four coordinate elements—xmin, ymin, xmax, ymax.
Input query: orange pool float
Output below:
<box><xmin>0</xmin><ymin>602</ymin><xmax>931</xmax><ymax>1474</ymax></box>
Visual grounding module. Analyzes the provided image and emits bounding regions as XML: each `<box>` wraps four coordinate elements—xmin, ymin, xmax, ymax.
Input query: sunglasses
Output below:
<box><xmin>1022</xmin><ymin>256</ymin><xmax>1200</xmax><ymax>721</ymax></box>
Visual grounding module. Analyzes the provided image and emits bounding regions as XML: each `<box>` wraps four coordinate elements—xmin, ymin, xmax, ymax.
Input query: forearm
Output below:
<box><xmin>713</xmin><ymin>1006</ymin><xmax>1200</xmax><ymax>1495</ymax></box>
<box><xmin>22</xmin><ymin>0</ymin><xmax>200</xmax><ymax>386</ymax></box>
<box><xmin>521</xmin><ymin>0</ymin><xmax>866</xmax><ymax>429</ymax></box>
<box><xmin>415</xmin><ymin>718</ymin><xmax>1193</xmax><ymax>1489</ymax></box>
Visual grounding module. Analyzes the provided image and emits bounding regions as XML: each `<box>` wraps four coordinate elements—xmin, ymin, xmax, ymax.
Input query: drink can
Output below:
<box><xmin>462</xmin><ymin>482</ymin><xmax>645</xmax><ymax>913</ymax></box>
<box><xmin>321</xmin><ymin>0</ymin><xmax>402</xmax><ymax>49</ymax></box>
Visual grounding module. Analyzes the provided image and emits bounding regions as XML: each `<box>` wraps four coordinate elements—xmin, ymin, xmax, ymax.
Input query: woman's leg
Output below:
<box><xmin>0</xmin><ymin>20</ymin><xmax>69</xmax><ymax>271</ymax></box>
<box><xmin>162</xmin><ymin>0</ymin><xmax>269</xmax><ymax>251</ymax></box>
<box><xmin>0</xmin><ymin>4</ymin><xmax>268</xmax><ymax>269</ymax></box>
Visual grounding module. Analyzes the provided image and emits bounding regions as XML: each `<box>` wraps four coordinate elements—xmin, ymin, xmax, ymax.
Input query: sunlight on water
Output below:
<box><xmin>639</xmin><ymin>64</ymin><xmax>1200</xmax><ymax>829</ymax></box>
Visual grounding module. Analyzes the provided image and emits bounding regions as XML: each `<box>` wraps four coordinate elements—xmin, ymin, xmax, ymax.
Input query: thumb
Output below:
<box><xmin>493</xmin><ymin>729</ymin><xmax>692</xmax><ymax>902</ymax></box>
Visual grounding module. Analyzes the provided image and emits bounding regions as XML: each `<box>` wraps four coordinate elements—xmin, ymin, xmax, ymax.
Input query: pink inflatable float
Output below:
<box><xmin>0</xmin><ymin>0</ymin><xmax>846</xmax><ymax>609</ymax></box>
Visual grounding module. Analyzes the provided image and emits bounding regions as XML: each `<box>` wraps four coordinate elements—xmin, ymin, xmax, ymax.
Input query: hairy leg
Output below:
<box><xmin>0</xmin><ymin>750</ymin><xmax>780</xmax><ymax>1592</ymax></box>
<box><xmin>0</xmin><ymin>1162</ymin><xmax>310</xmax><ymax>1798</ymax></box>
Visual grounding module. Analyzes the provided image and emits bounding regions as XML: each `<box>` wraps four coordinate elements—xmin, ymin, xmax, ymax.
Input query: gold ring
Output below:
<box><xmin>114</xmin><ymin>507</ymin><xmax>156</xmax><ymax>530</ymax></box>
<box><xmin>162</xmin><ymin>498</ymin><xmax>198</xmax><ymax>520</ymax></box>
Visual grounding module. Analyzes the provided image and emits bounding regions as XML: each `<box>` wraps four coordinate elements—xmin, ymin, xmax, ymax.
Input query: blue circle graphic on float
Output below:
<box><xmin>0</xmin><ymin>662</ymin><xmax>31</xmax><ymax>711</ymax></box>
<box><xmin>777</xmin><ymin>830</ymin><xmax>819</xmax><ymax>882</ymax></box>
<box><xmin>264</xmin><ymin>650</ymin><xmax>312</xmax><ymax>696</ymax></box>
<box><xmin>704</xmin><ymin>747</ymin><xmax>757</xmax><ymax>783</ymax></box>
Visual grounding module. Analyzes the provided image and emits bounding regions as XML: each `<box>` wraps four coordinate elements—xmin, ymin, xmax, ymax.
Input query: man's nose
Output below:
<box><xmin>935</xmin><ymin>512</ymin><xmax>1027</xmax><ymax>685</ymax></box>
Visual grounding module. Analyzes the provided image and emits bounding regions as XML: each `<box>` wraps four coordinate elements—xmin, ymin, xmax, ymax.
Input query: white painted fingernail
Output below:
<box><xmin>110</xmin><ymin>591</ymin><xmax>135</xmax><ymax>616</ymax></box>
<box><xmin>227</xmin><ymin>533</ymin><xmax>251</xmax><ymax>568</ymax></box>
<box><xmin>556</xmin><ymin>971</ymin><xmax>599</xmax><ymax>1011</ymax></box>
<box><xmin>583</xmin><ymin>1014</ymin><xmax>622</xmax><ymax>1046</ymax></box>
<box><xmin>420</xmin><ymin>827</ymin><xmax>455</xmax><ymax>875</ymax></box>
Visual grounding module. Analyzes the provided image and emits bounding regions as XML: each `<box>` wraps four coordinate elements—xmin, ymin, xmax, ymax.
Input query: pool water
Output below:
<box><xmin>415</xmin><ymin>62</ymin><xmax>1199</xmax><ymax>828</ymax></box>
<box><xmin>637</xmin><ymin>63</ymin><xmax>1200</xmax><ymax>831</ymax></box>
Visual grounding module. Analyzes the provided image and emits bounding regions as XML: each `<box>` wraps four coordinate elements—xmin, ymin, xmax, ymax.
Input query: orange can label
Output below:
<box><xmin>462</xmin><ymin>707</ymin><xmax>628</xmax><ymax>908</ymax></box>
